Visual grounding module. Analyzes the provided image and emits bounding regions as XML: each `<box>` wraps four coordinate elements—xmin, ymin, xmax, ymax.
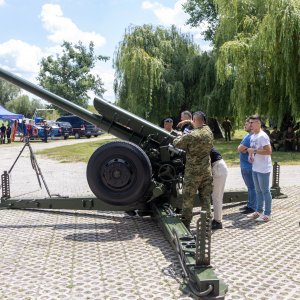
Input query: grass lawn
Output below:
<box><xmin>37</xmin><ymin>132</ymin><xmax>300</xmax><ymax>166</ymax></box>
<box><xmin>36</xmin><ymin>138</ymin><xmax>115</xmax><ymax>163</ymax></box>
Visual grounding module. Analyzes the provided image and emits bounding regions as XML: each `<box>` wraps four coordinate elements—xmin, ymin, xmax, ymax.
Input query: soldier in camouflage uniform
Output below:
<box><xmin>173</xmin><ymin>111</ymin><xmax>214</xmax><ymax>229</ymax></box>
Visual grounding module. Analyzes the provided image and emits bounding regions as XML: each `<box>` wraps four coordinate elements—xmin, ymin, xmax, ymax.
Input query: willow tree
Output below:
<box><xmin>113</xmin><ymin>25</ymin><xmax>201</xmax><ymax>123</ymax></box>
<box><xmin>181</xmin><ymin>51</ymin><xmax>233</xmax><ymax>118</ymax></box>
<box><xmin>215</xmin><ymin>0</ymin><xmax>300</xmax><ymax>126</ymax></box>
<box><xmin>182</xmin><ymin>0</ymin><xmax>234</xmax><ymax>120</ymax></box>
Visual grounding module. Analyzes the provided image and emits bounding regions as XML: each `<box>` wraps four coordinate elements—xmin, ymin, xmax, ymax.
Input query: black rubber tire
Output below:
<box><xmin>87</xmin><ymin>141</ymin><xmax>152</xmax><ymax>206</ymax></box>
<box><xmin>86</xmin><ymin>135</ymin><xmax>91</xmax><ymax>138</ymax></box>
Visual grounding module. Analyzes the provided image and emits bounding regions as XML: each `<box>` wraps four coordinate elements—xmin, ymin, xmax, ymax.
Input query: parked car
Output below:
<box><xmin>56</xmin><ymin>121</ymin><xmax>72</xmax><ymax>140</ymax></box>
<box><xmin>29</xmin><ymin>123</ymin><xmax>51</xmax><ymax>140</ymax></box>
<box><xmin>56</xmin><ymin>115</ymin><xmax>103</xmax><ymax>139</ymax></box>
<box><xmin>46</xmin><ymin>120</ymin><xmax>61</xmax><ymax>139</ymax></box>
<box><xmin>30</xmin><ymin>124</ymin><xmax>45</xmax><ymax>139</ymax></box>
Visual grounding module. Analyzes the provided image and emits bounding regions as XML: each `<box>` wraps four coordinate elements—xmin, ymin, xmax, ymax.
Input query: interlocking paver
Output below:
<box><xmin>0</xmin><ymin>140</ymin><xmax>299</xmax><ymax>299</ymax></box>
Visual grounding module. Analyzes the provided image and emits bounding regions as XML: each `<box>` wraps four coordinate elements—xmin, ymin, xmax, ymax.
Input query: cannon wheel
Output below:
<box><xmin>87</xmin><ymin>141</ymin><xmax>152</xmax><ymax>206</ymax></box>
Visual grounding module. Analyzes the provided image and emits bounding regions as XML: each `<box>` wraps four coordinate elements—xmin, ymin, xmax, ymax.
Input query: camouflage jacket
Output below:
<box><xmin>222</xmin><ymin>120</ymin><xmax>232</xmax><ymax>131</ymax></box>
<box><xmin>173</xmin><ymin>125</ymin><xmax>213</xmax><ymax>172</ymax></box>
<box><xmin>270</xmin><ymin>130</ymin><xmax>282</xmax><ymax>141</ymax></box>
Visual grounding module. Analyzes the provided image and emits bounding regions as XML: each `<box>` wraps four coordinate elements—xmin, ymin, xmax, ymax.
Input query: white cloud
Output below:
<box><xmin>142</xmin><ymin>0</ymin><xmax>211</xmax><ymax>50</ymax></box>
<box><xmin>39</xmin><ymin>4</ymin><xmax>106</xmax><ymax>48</ymax></box>
<box><xmin>0</xmin><ymin>39</ymin><xmax>43</xmax><ymax>73</ymax></box>
<box><xmin>39</xmin><ymin>2</ymin><xmax>114</xmax><ymax>101</ymax></box>
<box><xmin>0</xmin><ymin>4</ymin><xmax>112</xmax><ymax>101</ymax></box>
<box><xmin>0</xmin><ymin>4</ymin><xmax>107</xmax><ymax>75</ymax></box>
<box><xmin>142</xmin><ymin>0</ymin><xmax>187</xmax><ymax>26</ymax></box>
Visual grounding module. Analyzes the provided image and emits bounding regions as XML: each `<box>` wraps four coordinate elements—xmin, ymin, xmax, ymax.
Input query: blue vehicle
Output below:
<box><xmin>26</xmin><ymin>121</ymin><xmax>58</xmax><ymax>140</ymax></box>
<box><xmin>56</xmin><ymin>121</ymin><xmax>72</xmax><ymax>140</ymax></box>
<box><xmin>30</xmin><ymin>124</ymin><xmax>47</xmax><ymax>140</ymax></box>
<box><xmin>46</xmin><ymin>120</ymin><xmax>61</xmax><ymax>139</ymax></box>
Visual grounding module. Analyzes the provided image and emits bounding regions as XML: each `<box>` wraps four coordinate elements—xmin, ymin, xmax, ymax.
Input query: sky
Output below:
<box><xmin>0</xmin><ymin>0</ymin><xmax>210</xmax><ymax>103</ymax></box>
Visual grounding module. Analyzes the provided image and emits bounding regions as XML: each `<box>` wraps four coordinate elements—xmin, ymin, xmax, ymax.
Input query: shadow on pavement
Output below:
<box><xmin>222</xmin><ymin>211</ymin><xmax>269</xmax><ymax>230</ymax></box>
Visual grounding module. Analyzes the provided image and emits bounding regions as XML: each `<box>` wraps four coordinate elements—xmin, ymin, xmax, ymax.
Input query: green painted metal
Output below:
<box><xmin>0</xmin><ymin>66</ymin><xmax>184</xmax><ymax>206</ymax></box>
<box><xmin>1</xmin><ymin>171</ymin><xmax>10</xmax><ymax>199</ymax></box>
<box><xmin>0</xmin><ymin>67</ymin><xmax>173</xmax><ymax>147</ymax></box>
<box><xmin>0</xmin><ymin>196</ymin><xmax>147</xmax><ymax>211</ymax></box>
<box><xmin>0</xmin><ymin>67</ymin><xmax>284</xmax><ymax>299</ymax></box>
<box><xmin>152</xmin><ymin>203</ymin><xmax>227</xmax><ymax>298</ymax></box>
<box><xmin>222</xmin><ymin>187</ymin><xmax>282</xmax><ymax>204</ymax></box>
<box><xmin>93</xmin><ymin>96</ymin><xmax>173</xmax><ymax>146</ymax></box>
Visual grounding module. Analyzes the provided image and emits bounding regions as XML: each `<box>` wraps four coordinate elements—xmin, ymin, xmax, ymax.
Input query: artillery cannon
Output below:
<box><xmin>0</xmin><ymin>67</ymin><xmax>234</xmax><ymax>298</ymax></box>
<box><xmin>0</xmin><ymin>67</ymin><xmax>285</xmax><ymax>298</ymax></box>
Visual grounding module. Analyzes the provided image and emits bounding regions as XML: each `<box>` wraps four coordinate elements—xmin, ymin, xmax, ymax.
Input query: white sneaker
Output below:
<box><xmin>256</xmin><ymin>215</ymin><xmax>271</xmax><ymax>222</ymax></box>
<box><xmin>247</xmin><ymin>212</ymin><xmax>261</xmax><ymax>219</ymax></box>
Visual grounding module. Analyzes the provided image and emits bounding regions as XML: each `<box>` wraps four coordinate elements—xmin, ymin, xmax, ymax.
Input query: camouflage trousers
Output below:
<box><xmin>182</xmin><ymin>171</ymin><xmax>213</xmax><ymax>224</ymax></box>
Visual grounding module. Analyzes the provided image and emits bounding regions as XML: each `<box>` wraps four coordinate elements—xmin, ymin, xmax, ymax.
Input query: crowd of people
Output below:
<box><xmin>267</xmin><ymin>124</ymin><xmax>300</xmax><ymax>152</ymax></box>
<box><xmin>0</xmin><ymin>111</ymin><xmax>292</xmax><ymax>229</ymax></box>
<box><xmin>163</xmin><ymin>111</ymin><xmax>274</xmax><ymax>231</ymax></box>
<box><xmin>0</xmin><ymin>119</ymin><xmax>52</xmax><ymax>144</ymax></box>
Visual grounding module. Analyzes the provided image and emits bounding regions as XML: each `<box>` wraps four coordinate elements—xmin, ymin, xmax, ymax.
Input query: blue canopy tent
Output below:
<box><xmin>0</xmin><ymin>105</ymin><xmax>23</xmax><ymax>120</ymax></box>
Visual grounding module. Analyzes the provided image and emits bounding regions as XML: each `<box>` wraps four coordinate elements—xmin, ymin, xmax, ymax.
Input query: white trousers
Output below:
<box><xmin>212</xmin><ymin>159</ymin><xmax>228</xmax><ymax>222</ymax></box>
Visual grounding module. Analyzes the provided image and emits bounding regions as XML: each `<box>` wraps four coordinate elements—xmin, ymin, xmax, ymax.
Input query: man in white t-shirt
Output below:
<box><xmin>246</xmin><ymin>115</ymin><xmax>273</xmax><ymax>222</ymax></box>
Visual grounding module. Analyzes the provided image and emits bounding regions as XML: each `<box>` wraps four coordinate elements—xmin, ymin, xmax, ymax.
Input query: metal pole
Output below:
<box><xmin>272</xmin><ymin>162</ymin><xmax>280</xmax><ymax>188</ymax></box>
<box><xmin>1</xmin><ymin>171</ymin><xmax>10</xmax><ymax>200</ymax></box>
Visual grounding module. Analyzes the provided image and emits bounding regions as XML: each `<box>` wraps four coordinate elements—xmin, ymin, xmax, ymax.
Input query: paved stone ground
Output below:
<box><xmin>0</xmin><ymin>139</ymin><xmax>299</xmax><ymax>299</ymax></box>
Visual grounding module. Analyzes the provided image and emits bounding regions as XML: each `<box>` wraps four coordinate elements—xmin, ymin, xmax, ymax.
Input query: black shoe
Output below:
<box><xmin>211</xmin><ymin>219</ymin><xmax>223</xmax><ymax>230</ymax></box>
<box><xmin>241</xmin><ymin>207</ymin><xmax>255</xmax><ymax>214</ymax></box>
<box><xmin>174</xmin><ymin>208</ymin><xmax>182</xmax><ymax>214</ymax></box>
<box><xmin>239</xmin><ymin>206</ymin><xmax>249</xmax><ymax>211</ymax></box>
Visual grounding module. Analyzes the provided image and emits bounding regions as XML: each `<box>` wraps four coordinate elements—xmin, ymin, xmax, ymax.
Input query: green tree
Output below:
<box><xmin>0</xmin><ymin>79</ymin><xmax>21</xmax><ymax>106</ymax></box>
<box><xmin>37</xmin><ymin>41</ymin><xmax>109</xmax><ymax>111</ymax></box>
<box><xmin>182</xmin><ymin>51</ymin><xmax>233</xmax><ymax>118</ymax></box>
<box><xmin>6</xmin><ymin>95</ymin><xmax>44</xmax><ymax>118</ymax></box>
<box><xmin>183</xmin><ymin>0</ymin><xmax>218</xmax><ymax>42</ymax></box>
<box><xmin>114</xmin><ymin>25</ymin><xmax>201</xmax><ymax>123</ymax></box>
<box><xmin>182</xmin><ymin>1</ymin><xmax>234</xmax><ymax>121</ymax></box>
<box><xmin>215</xmin><ymin>0</ymin><xmax>300</xmax><ymax>126</ymax></box>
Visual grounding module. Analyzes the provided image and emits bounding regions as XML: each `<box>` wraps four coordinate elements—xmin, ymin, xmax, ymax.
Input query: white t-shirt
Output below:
<box><xmin>250</xmin><ymin>130</ymin><xmax>272</xmax><ymax>173</ymax></box>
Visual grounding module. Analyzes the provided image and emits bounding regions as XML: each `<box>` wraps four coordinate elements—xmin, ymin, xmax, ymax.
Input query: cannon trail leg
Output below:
<box><xmin>151</xmin><ymin>203</ymin><xmax>227</xmax><ymax>299</ymax></box>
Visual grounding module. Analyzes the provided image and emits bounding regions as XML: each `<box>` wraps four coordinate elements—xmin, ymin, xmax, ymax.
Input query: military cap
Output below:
<box><xmin>164</xmin><ymin>118</ymin><xmax>173</xmax><ymax>123</ymax></box>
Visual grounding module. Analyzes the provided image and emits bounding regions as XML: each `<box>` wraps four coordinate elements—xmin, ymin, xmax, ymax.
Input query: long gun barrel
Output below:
<box><xmin>0</xmin><ymin>67</ymin><xmax>228</xmax><ymax>299</ymax></box>
<box><xmin>0</xmin><ymin>66</ymin><xmax>184</xmax><ymax>208</ymax></box>
<box><xmin>0</xmin><ymin>67</ymin><xmax>173</xmax><ymax>146</ymax></box>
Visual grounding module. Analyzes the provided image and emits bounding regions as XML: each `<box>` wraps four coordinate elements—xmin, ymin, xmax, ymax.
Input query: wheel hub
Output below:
<box><xmin>103</xmin><ymin>159</ymin><xmax>132</xmax><ymax>189</ymax></box>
